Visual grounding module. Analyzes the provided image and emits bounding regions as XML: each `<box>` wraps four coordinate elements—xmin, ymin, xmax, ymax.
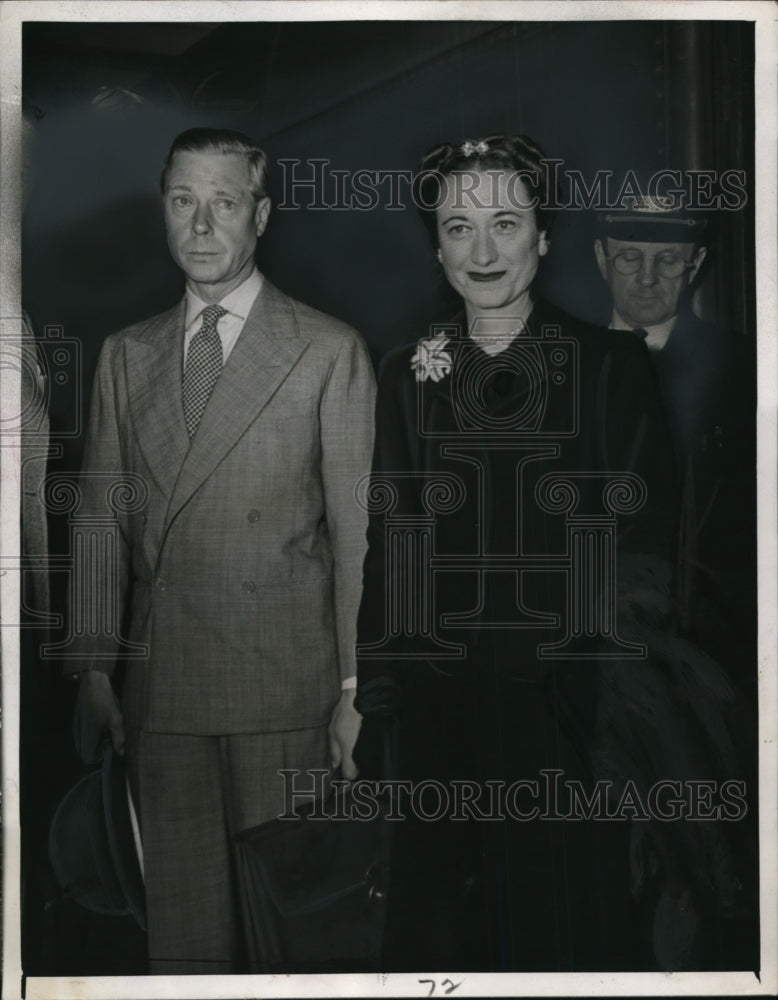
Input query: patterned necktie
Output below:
<box><xmin>182</xmin><ymin>304</ymin><xmax>227</xmax><ymax>437</ymax></box>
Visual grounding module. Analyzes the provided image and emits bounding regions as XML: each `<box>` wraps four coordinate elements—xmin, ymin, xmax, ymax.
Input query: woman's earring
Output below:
<box><xmin>436</xmin><ymin>248</ymin><xmax>443</xmax><ymax>262</ymax></box>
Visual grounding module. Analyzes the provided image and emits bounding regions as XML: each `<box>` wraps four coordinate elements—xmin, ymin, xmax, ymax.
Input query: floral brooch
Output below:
<box><xmin>410</xmin><ymin>332</ymin><xmax>452</xmax><ymax>383</ymax></box>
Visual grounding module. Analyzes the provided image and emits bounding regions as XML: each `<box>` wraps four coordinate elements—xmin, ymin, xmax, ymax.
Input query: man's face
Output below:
<box><xmin>163</xmin><ymin>150</ymin><xmax>270</xmax><ymax>303</ymax></box>
<box><xmin>594</xmin><ymin>236</ymin><xmax>706</xmax><ymax>328</ymax></box>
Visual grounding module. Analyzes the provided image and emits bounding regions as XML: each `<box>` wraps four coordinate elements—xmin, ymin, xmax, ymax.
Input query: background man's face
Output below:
<box><xmin>163</xmin><ymin>150</ymin><xmax>270</xmax><ymax>302</ymax></box>
<box><xmin>595</xmin><ymin>236</ymin><xmax>705</xmax><ymax>328</ymax></box>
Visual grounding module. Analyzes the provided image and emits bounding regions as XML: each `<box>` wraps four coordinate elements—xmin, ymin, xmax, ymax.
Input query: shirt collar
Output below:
<box><xmin>184</xmin><ymin>268</ymin><xmax>263</xmax><ymax>330</ymax></box>
<box><xmin>609</xmin><ymin>308</ymin><xmax>676</xmax><ymax>351</ymax></box>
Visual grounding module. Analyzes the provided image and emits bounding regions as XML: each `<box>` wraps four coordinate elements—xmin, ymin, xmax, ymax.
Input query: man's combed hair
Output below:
<box><xmin>160</xmin><ymin>128</ymin><xmax>271</xmax><ymax>202</ymax></box>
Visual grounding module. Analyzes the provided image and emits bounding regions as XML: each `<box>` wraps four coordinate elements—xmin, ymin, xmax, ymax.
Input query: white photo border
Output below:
<box><xmin>2</xmin><ymin>2</ymin><xmax>775</xmax><ymax>998</ymax></box>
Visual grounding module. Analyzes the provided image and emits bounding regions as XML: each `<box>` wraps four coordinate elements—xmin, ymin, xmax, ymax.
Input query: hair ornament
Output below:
<box><xmin>460</xmin><ymin>139</ymin><xmax>490</xmax><ymax>157</ymax></box>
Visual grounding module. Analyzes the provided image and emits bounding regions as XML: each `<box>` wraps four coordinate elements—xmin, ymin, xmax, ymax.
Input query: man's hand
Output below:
<box><xmin>328</xmin><ymin>689</ymin><xmax>362</xmax><ymax>779</ymax></box>
<box><xmin>73</xmin><ymin>670</ymin><xmax>125</xmax><ymax>764</ymax></box>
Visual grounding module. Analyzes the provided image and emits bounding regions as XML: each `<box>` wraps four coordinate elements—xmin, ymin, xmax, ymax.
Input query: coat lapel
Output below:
<box><xmin>125</xmin><ymin>301</ymin><xmax>190</xmax><ymax>500</ymax></box>
<box><xmin>165</xmin><ymin>279</ymin><xmax>309</xmax><ymax>527</ymax></box>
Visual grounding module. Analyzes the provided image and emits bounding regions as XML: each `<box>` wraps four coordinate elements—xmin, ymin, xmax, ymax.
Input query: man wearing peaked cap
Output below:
<box><xmin>595</xmin><ymin>194</ymin><xmax>709</xmax><ymax>347</ymax></box>
<box><xmin>594</xmin><ymin>193</ymin><xmax>755</xmax><ymax>665</ymax></box>
<box><xmin>592</xmin><ymin>190</ymin><xmax>758</xmax><ymax>967</ymax></box>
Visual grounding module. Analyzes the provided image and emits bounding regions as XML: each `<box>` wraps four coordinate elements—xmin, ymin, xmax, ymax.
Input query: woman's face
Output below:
<box><xmin>436</xmin><ymin>170</ymin><xmax>548</xmax><ymax>316</ymax></box>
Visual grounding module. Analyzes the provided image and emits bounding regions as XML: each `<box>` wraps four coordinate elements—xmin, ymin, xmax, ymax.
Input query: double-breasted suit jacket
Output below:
<box><xmin>68</xmin><ymin>277</ymin><xmax>376</xmax><ymax>739</ymax></box>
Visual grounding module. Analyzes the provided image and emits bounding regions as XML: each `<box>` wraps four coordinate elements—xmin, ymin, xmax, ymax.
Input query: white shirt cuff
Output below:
<box><xmin>340</xmin><ymin>676</ymin><xmax>357</xmax><ymax>691</ymax></box>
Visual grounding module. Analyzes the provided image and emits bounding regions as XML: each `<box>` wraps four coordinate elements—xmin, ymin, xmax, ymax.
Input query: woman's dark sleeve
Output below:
<box><xmin>354</xmin><ymin>348</ymin><xmax>419</xmax><ymax>720</ymax></box>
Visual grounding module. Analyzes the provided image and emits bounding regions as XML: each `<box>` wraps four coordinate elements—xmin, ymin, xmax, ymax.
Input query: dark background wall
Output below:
<box><xmin>23</xmin><ymin>19</ymin><xmax>755</xmax><ymax>452</ymax></box>
<box><xmin>19</xmin><ymin>17</ymin><xmax>755</xmax><ymax>975</ymax></box>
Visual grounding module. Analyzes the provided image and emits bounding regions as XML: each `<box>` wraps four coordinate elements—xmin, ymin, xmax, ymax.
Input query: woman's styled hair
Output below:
<box><xmin>160</xmin><ymin>128</ymin><xmax>271</xmax><ymax>202</ymax></box>
<box><xmin>413</xmin><ymin>133</ymin><xmax>557</xmax><ymax>245</ymax></box>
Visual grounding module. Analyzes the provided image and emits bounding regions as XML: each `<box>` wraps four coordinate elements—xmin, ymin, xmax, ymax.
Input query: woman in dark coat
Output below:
<box><xmin>353</xmin><ymin>135</ymin><xmax>737</xmax><ymax>972</ymax></box>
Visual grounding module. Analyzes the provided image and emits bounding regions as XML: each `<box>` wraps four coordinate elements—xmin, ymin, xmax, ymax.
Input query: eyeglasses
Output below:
<box><xmin>605</xmin><ymin>249</ymin><xmax>696</xmax><ymax>279</ymax></box>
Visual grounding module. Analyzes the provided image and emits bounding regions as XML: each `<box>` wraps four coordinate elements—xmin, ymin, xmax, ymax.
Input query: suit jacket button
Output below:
<box><xmin>242</xmin><ymin>580</ymin><xmax>256</xmax><ymax>594</ymax></box>
<box><xmin>247</xmin><ymin>509</ymin><xmax>261</xmax><ymax>523</ymax></box>
<box><xmin>155</xmin><ymin>577</ymin><xmax>167</xmax><ymax>591</ymax></box>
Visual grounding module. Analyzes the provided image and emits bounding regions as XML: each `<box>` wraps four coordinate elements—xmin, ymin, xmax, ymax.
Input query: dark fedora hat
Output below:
<box><xmin>49</xmin><ymin>745</ymin><xmax>146</xmax><ymax>930</ymax></box>
<box><xmin>598</xmin><ymin>194</ymin><xmax>709</xmax><ymax>244</ymax></box>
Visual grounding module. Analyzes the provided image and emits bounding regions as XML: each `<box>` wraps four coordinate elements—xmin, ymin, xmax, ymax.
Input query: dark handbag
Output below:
<box><xmin>234</xmin><ymin>772</ymin><xmax>392</xmax><ymax>973</ymax></box>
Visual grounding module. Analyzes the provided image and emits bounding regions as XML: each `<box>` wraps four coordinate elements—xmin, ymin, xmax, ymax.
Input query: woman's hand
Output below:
<box><xmin>328</xmin><ymin>688</ymin><xmax>362</xmax><ymax>779</ymax></box>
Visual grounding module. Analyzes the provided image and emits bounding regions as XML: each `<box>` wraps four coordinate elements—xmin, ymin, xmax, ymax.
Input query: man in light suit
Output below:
<box><xmin>69</xmin><ymin>128</ymin><xmax>376</xmax><ymax>973</ymax></box>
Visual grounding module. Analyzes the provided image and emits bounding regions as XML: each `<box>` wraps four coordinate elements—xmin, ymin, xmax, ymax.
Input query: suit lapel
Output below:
<box><xmin>125</xmin><ymin>301</ymin><xmax>190</xmax><ymax>500</ymax></box>
<box><xmin>165</xmin><ymin>279</ymin><xmax>309</xmax><ymax>527</ymax></box>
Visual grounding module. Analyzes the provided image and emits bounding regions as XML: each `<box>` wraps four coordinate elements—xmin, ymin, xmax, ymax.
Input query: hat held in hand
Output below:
<box><xmin>48</xmin><ymin>745</ymin><xmax>146</xmax><ymax>930</ymax></box>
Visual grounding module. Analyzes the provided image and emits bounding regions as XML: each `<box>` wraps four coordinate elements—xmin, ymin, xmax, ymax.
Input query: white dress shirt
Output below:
<box><xmin>183</xmin><ymin>268</ymin><xmax>263</xmax><ymax>371</ymax></box>
<box><xmin>609</xmin><ymin>308</ymin><xmax>676</xmax><ymax>353</ymax></box>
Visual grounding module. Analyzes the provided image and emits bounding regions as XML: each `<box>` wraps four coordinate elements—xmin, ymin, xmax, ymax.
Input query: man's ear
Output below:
<box><xmin>594</xmin><ymin>239</ymin><xmax>608</xmax><ymax>281</ymax></box>
<box><xmin>689</xmin><ymin>245</ymin><xmax>707</xmax><ymax>284</ymax></box>
<box><xmin>254</xmin><ymin>196</ymin><xmax>271</xmax><ymax>238</ymax></box>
